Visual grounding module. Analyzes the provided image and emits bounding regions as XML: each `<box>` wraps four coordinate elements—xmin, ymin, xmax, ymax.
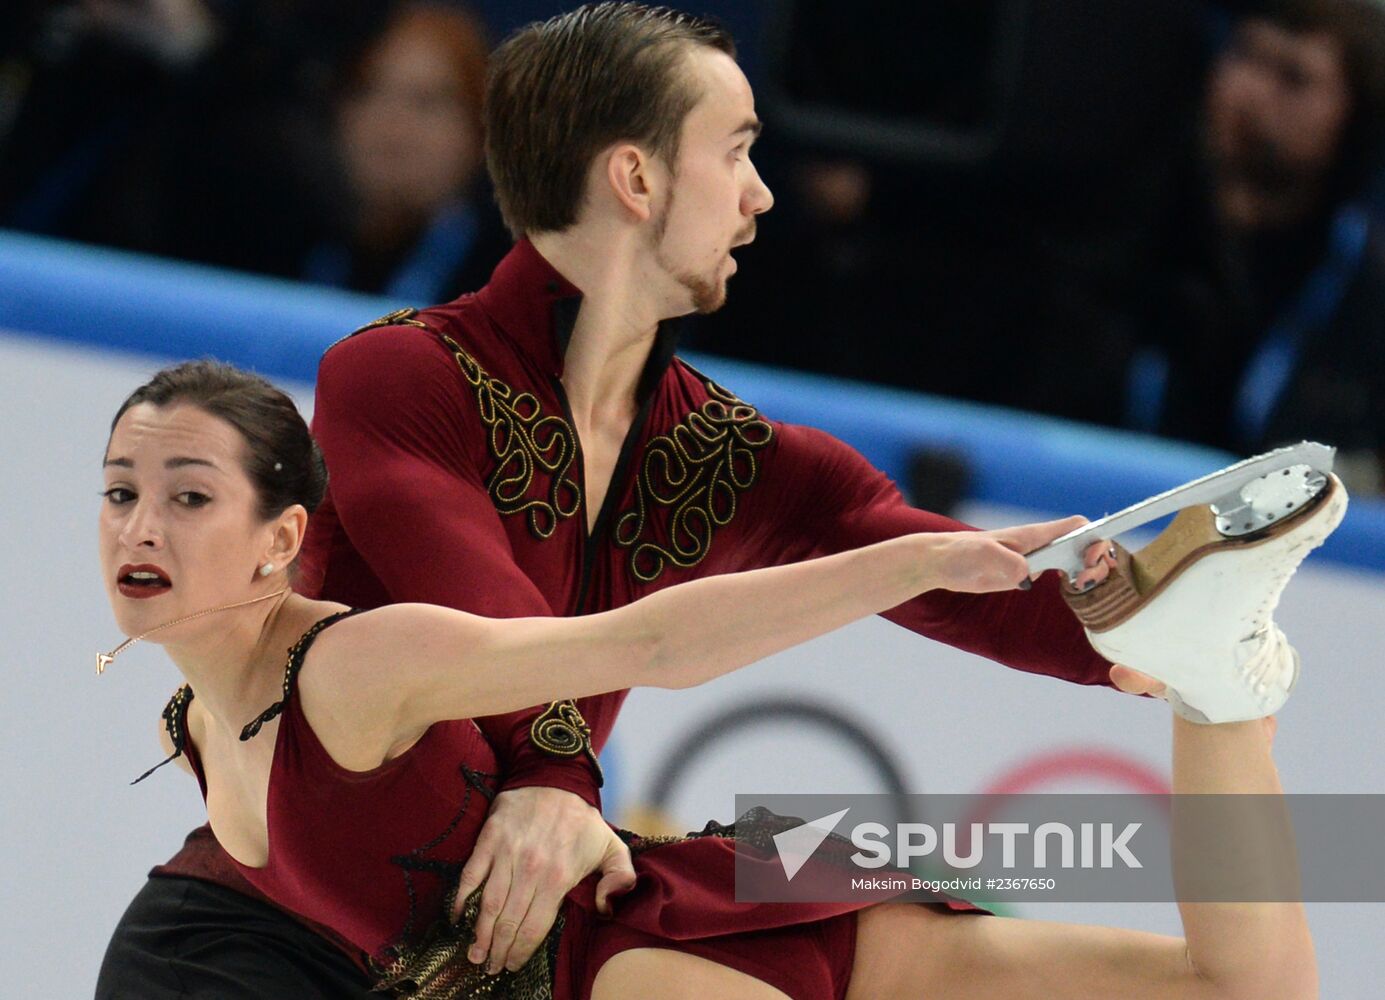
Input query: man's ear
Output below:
<box><xmin>603</xmin><ymin>143</ymin><xmax>658</xmax><ymax>223</ymax></box>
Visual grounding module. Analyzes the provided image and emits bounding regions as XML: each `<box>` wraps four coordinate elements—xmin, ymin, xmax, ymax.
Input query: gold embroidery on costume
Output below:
<box><xmin>324</xmin><ymin>307</ymin><xmax>431</xmax><ymax>354</ymax></box>
<box><xmin>357</xmin><ymin>307</ymin><xmax>431</xmax><ymax>333</ymax></box>
<box><xmin>439</xmin><ymin>334</ymin><xmax>582</xmax><ymax>540</ymax></box>
<box><xmin>373</xmin><ymin>885</ymin><xmax>563</xmax><ymax>1000</ymax></box>
<box><xmin>614</xmin><ymin>381</ymin><xmax>774</xmax><ymax>583</ymax></box>
<box><xmin>529</xmin><ymin>699</ymin><xmax>604</xmax><ymax>785</ymax></box>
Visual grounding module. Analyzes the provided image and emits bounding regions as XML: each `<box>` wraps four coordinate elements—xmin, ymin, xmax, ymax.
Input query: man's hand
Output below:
<box><xmin>452</xmin><ymin>787</ymin><xmax>636</xmax><ymax>974</ymax></box>
<box><xmin>1110</xmin><ymin>663</ymin><xmax>1169</xmax><ymax>698</ymax></box>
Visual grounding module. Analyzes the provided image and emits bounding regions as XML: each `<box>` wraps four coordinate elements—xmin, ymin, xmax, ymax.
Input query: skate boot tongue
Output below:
<box><xmin>1064</xmin><ymin>471</ymin><xmax>1347</xmax><ymax>724</ymax></box>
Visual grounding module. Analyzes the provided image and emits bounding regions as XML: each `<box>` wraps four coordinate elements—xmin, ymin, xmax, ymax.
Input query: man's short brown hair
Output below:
<box><xmin>485</xmin><ymin>3</ymin><xmax>735</xmax><ymax>237</ymax></box>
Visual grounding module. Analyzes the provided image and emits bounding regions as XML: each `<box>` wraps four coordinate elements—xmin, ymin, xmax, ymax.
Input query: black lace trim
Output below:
<box><xmin>240</xmin><ymin>608</ymin><xmax>368</xmax><ymax>742</ymax></box>
<box><xmin>619</xmin><ymin>806</ymin><xmax>868</xmax><ymax>879</ymax></box>
<box><xmin>387</xmin><ymin>765</ymin><xmax>499</xmax><ymax>945</ymax></box>
<box><xmin>132</xmin><ymin>684</ymin><xmax>194</xmax><ymax>785</ymax></box>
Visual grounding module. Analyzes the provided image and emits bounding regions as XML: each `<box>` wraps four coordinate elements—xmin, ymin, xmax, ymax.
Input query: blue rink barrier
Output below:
<box><xmin>3</xmin><ymin>228</ymin><xmax>1383</xmax><ymax>574</ymax></box>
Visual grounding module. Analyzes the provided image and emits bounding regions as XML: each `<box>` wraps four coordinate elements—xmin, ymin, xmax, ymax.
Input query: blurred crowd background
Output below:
<box><xmin>2</xmin><ymin>0</ymin><xmax>1384</xmax><ymax>493</ymax></box>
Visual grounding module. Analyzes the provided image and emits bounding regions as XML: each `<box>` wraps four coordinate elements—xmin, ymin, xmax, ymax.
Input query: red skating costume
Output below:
<box><xmin>152</xmin><ymin>238</ymin><xmax>1112</xmax><ymax>996</ymax></box>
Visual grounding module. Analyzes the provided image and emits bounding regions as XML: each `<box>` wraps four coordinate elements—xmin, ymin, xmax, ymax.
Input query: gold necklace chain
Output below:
<box><xmin>97</xmin><ymin>588</ymin><xmax>291</xmax><ymax>675</ymax></box>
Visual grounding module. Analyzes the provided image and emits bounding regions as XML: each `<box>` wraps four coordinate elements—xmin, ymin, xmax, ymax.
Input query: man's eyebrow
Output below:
<box><xmin>103</xmin><ymin>457</ymin><xmax>133</xmax><ymax>468</ymax></box>
<box><xmin>731</xmin><ymin>119</ymin><xmax>763</xmax><ymax>140</ymax></box>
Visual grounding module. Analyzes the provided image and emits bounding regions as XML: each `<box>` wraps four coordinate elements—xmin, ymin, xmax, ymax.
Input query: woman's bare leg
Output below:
<box><xmin>589</xmin><ymin>948</ymin><xmax>791</xmax><ymax>1000</ymax></box>
<box><xmin>846</xmin><ymin>708</ymin><xmax>1316</xmax><ymax>1000</ymax></box>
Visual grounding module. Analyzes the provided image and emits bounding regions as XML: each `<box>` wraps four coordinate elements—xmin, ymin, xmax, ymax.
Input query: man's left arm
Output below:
<box><xmin>757</xmin><ymin>422</ymin><xmax>1112</xmax><ymax>685</ymax></box>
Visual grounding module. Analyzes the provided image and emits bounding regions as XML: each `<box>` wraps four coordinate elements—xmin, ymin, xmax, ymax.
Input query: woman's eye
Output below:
<box><xmin>102</xmin><ymin>487</ymin><xmax>135</xmax><ymax>504</ymax></box>
<box><xmin>176</xmin><ymin>491</ymin><xmax>211</xmax><ymax>508</ymax></box>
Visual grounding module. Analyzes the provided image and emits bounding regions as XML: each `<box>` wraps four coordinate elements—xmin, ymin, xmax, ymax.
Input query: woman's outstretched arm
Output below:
<box><xmin>323</xmin><ymin>517</ymin><xmax>1087</xmax><ymax>740</ymax></box>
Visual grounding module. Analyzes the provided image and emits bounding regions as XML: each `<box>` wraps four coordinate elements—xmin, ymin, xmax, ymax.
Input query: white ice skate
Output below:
<box><xmin>1026</xmin><ymin>443</ymin><xmax>1348</xmax><ymax>723</ymax></box>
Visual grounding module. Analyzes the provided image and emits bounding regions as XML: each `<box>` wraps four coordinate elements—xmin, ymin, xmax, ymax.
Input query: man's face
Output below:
<box><xmin>649</xmin><ymin>48</ymin><xmax>774</xmax><ymax>315</ymax></box>
<box><xmin>1206</xmin><ymin>19</ymin><xmax>1353</xmax><ymax>227</ymax></box>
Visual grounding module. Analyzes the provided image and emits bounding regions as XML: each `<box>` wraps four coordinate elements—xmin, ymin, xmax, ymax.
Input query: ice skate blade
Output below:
<box><xmin>1065</xmin><ymin>474</ymin><xmax>1343</xmax><ymax>634</ymax></box>
<box><xmin>1025</xmin><ymin>441</ymin><xmax>1335</xmax><ymax>582</ymax></box>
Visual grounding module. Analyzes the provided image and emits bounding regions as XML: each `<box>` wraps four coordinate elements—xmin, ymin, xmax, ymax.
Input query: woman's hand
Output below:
<box><xmin>917</xmin><ymin>516</ymin><xmax>1116</xmax><ymax>594</ymax></box>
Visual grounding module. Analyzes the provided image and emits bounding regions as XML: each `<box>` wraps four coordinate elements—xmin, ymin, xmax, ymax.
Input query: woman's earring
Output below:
<box><xmin>259</xmin><ymin>563</ymin><xmax>275</xmax><ymax>577</ymax></box>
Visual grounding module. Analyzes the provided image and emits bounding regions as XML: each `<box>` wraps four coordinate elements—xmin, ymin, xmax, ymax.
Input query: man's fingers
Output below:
<box><xmin>467</xmin><ymin>861</ymin><xmax>512</xmax><ymax>966</ymax></box>
<box><xmin>503</xmin><ymin>889</ymin><xmax>565</xmax><ymax>971</ymax></box>
<box><xmin>594</xmin><ymin>836</ymin><xmax>636</xmax><ymax>916</ymax></box>
<box><xmin>1110</xmin><ymin>663</ymin><xmax>1168</xmax><ymax>697</ymax></box>
<box><xmin>594</xmin><ymin>858</ymin><xmax>638</xmax><ymax>916</ymax></box>
<box><xmin>452</xmin><ymin>849</ymin><xmax>493</xmax><ymax>925</ymax></box>
<box><xmin>485</xmin><ymin>872</ymin><xmax>537</xmax><ymax>975</ymax></box>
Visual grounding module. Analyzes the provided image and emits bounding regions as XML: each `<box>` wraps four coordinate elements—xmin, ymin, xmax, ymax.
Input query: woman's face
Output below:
<box><xmin>338</xmin><ymin>27</ymin><xmax>479</xmax><ymax>217</ymax></box>
<box><xmin>100</xmin><ymin>403</ymin><xmax>274</xmax><ymax>642</ymax></box>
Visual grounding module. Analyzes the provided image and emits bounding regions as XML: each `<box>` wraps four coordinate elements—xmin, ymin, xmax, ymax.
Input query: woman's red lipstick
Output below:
<box><xmin>117</xmin><ymin>563</ymin><xmax>173</xmax><ymax>599</ymax></box>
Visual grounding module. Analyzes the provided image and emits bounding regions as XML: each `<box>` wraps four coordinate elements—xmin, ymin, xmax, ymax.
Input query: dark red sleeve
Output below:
<box><xmin>312</xmin><ymin>326</ymin><xmax>602</xmax><ymax>806</ymax></box>
<box><xmin>755</xmin><ymin>422</ymin><xmax>1113</xmax><ymax>686</ymax></box>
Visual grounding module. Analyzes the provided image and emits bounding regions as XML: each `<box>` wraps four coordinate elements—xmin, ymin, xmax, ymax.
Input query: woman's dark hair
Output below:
<box><xmin>110</xmin><ymin>360</ymin><xmax>328</xmax><ymax>520</ymax></box>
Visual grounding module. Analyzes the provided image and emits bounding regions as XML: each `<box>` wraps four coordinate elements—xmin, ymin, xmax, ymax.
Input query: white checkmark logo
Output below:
<box><xmin>772</xmin><ymin>808</ymin><xmax>851</xmax><ymax>881</ymax></box>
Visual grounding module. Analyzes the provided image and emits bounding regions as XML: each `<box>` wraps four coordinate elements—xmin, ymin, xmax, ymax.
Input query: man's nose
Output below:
<box><xmin>744</xmin><ymin>163</ymin><xmax>774</xmax><ymax>216</ymax></box>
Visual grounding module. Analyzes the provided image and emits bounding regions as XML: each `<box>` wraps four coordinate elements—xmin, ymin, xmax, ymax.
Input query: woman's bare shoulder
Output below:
<box><xmin>294</xmin><ymin>602</ymin><xmax>492</xmax><ymax>694</ymax></box>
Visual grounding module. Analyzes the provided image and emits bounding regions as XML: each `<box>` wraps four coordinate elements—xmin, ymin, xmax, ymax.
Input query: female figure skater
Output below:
<box><xmin>100</xmin><ymin>361</ymin><xmax>1320</xmax><ymax>999</ymax></box>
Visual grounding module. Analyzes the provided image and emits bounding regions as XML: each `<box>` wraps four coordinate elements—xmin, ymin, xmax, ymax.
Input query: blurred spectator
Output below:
<box><xmin>0</xmin><ymin>0</ymin><xmax>223</xmax><ymax>235</ymax></box>
<box><xmin>1</xmin><ymin>1</ymin><xmax>392</xmax><ymax>274</ymax></box>
<box><xmin>1130</xmin><ymin>0</ymin><xmax>1385</xmax><ymax>492</ymax></box>
<box><xmin>301</xmin><ymin>2</ymin><xmax>512</xmax><ymax>302</ymax></box>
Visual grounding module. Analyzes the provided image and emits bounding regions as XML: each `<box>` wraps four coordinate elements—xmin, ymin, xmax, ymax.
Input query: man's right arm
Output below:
<box><xmin>311</xmin><ymin>325</ymin><xmax>634</xmax><ymax>973</ymax></box>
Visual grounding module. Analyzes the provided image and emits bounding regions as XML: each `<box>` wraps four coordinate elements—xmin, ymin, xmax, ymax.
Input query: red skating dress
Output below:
<box><xmin>163</xmin><ymin>610</ymin><xmax>983</xmax><ymax>1000</ymax></box>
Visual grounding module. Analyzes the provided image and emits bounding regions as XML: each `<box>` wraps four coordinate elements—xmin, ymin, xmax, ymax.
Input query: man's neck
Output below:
<box><xmin>530</xmin><ymin>228</ymin><xmax>672</xmax><ymax>426</ymax></box>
